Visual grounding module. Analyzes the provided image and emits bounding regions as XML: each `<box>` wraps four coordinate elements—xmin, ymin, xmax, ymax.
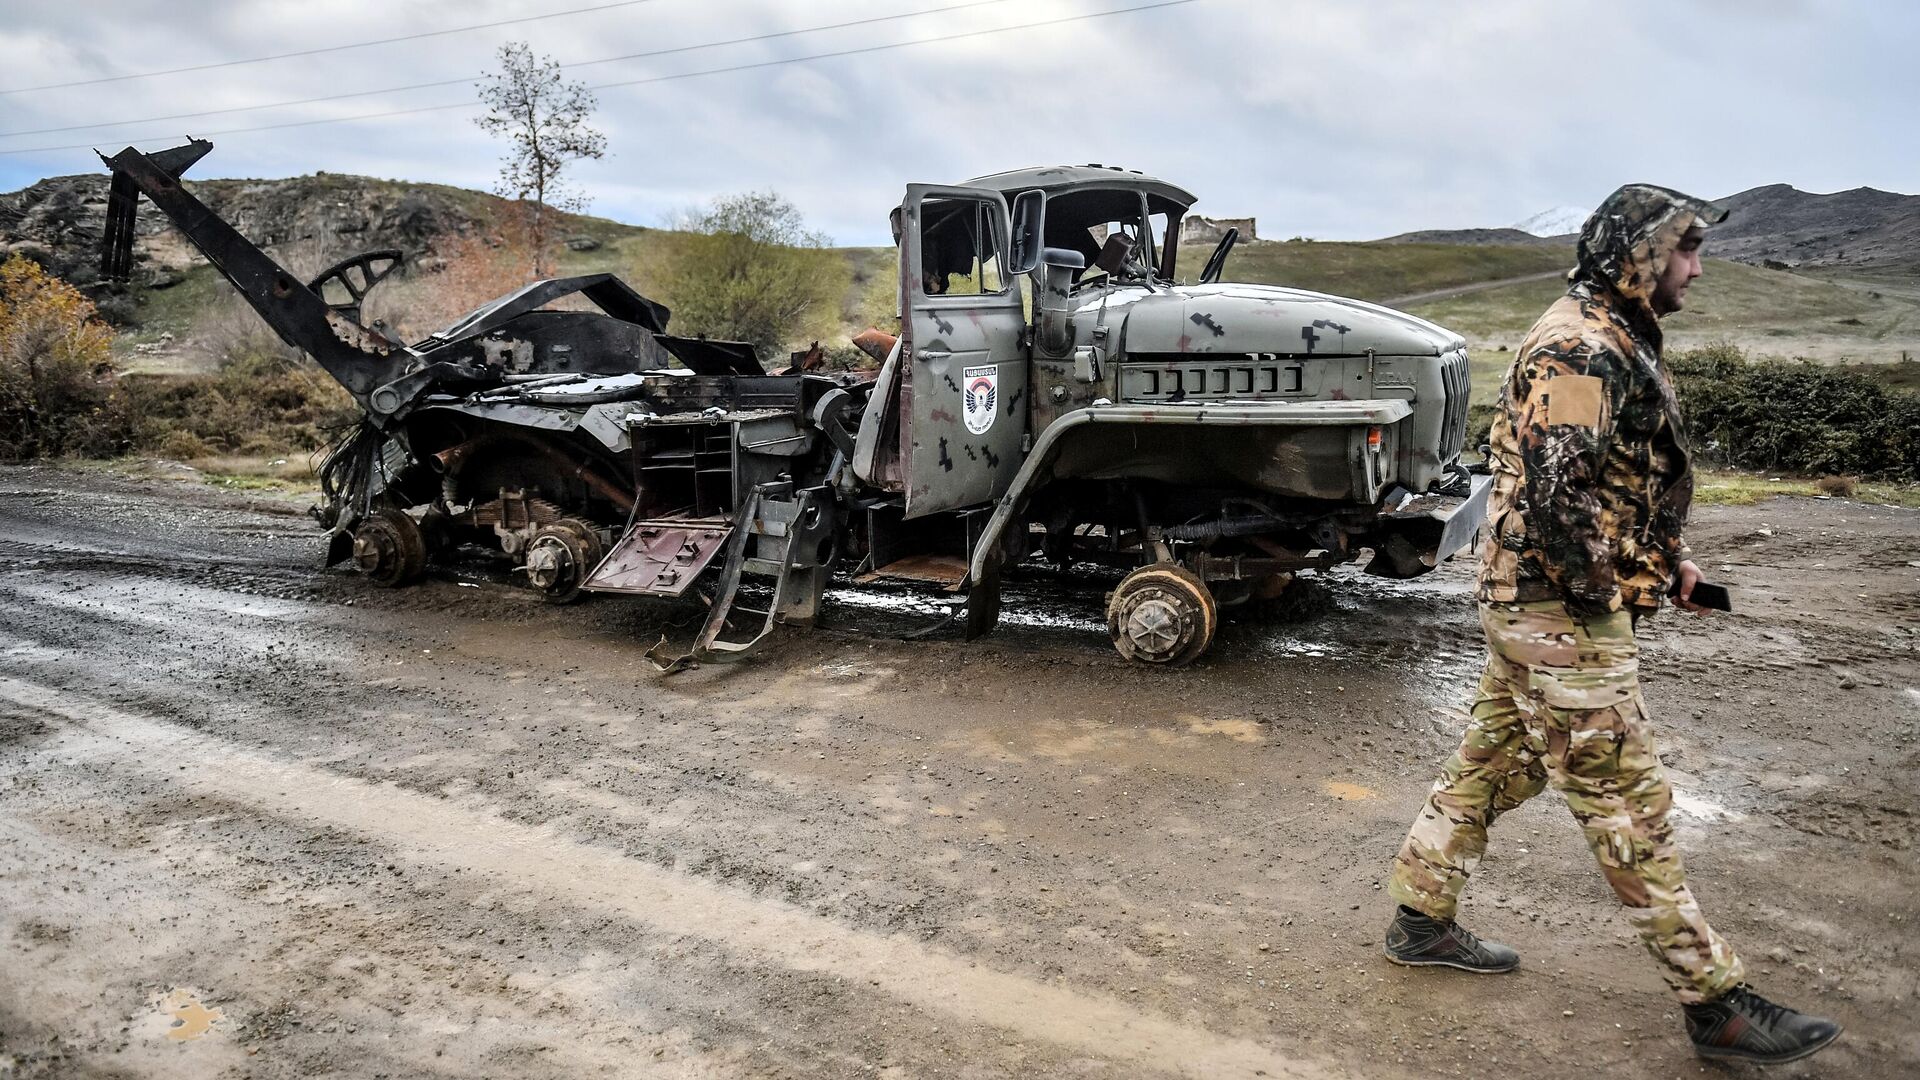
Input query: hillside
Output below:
<box><xmin>1375</xmin><ymin>227</ymin><xmax>1567</xmax><ymax>247</ymax></box>
<box><xmin>1404</xmin><ymin>255</ymin><xmax>1920</xmax><ymax>407</ymax></box>
<box><xmin>1182</xmin><ymin>239</ymin><xmax>1571</xmax><ymax>302</ymax></box>
<box><xmin>0</xmin><ymin>171</ymin><xmax>647</xmax><ymax>281</ymax></box>
<box><xmin>0</xmin><ymin>170</ymin><xmax>874</xmax><ymax>367</ymax></box>
<box><xmin>1710</xmin><ymin>184</ymin><xmax>1920</xmax><ymax>272</ymax></box>
<box><xmin>1</xmin><ymin>171</ymin><xmax>667</xmax><ymax>344</ymax></box>
<box><xmin>5</xmin><ymin>169</ymin><xmax>1916</xmax><ymax>395</ymax></box>
<box><xmin>1381</xmin><ymin>184</ymin><xmax>1920</xmax><ymax>275</ymax></box>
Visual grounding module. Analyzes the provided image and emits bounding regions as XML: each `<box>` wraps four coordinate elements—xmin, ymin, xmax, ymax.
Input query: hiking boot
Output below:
<box><xmin>1383</xmin><ymin>905</ymin><xmax>1518</xmax><ymax>973</ymax></box>
<box><xmin>1684</xmin><ymin>985</ymin><xmax>1842</xmax><ymax>1064</ymax></box>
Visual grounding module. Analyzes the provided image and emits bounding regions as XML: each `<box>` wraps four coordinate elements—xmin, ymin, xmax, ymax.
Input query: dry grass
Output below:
<box><xmin>1693</xmin><ymin>468</ymin><xmax>1920</xmax><ymax>508</ymax></box>
<box><xmin>65</xmin><ymin>455</ymin><xmax>323</xmax><ymax>506</ymax></box>
<box><xmin>1177</xmin><ymin>239</ymin><xmax>1569</xmax><ymax>303</ymax></box>
<box><xmin>1409</xmin><ymin>259</ymin><xmax>1920</xmax><ymax>376</ymax></box>
<box><xmin>191</xmin><ymin>454</ymin><xmax>324</xmax><ymax>494</ymax></box>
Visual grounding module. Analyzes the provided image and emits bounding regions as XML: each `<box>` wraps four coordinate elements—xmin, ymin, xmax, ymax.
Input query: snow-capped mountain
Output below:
<box><xmin>1508</xmin><ymin>205</ymin><xmax>1589</xmax><ymax>237</ymax></box>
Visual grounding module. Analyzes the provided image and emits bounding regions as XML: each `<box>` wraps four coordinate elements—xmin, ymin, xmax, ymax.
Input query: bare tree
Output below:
<box><xmin>474</xmin><ymin>41</ymin><xmax>606</xmax><ymax>276</ymax></box>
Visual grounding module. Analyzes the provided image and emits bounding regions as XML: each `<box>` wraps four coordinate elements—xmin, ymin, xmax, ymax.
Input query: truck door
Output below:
<box><xmin>899</xmin><ymin>185</ymin><xmax>1029</xmax><ymax>518</ymax></box>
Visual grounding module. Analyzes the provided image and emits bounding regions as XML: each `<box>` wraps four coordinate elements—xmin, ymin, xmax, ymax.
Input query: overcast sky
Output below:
<box><xmin>1</xmin><ymin>0</ymin><xmax>1913</xmax><ymax>246</ymax></box>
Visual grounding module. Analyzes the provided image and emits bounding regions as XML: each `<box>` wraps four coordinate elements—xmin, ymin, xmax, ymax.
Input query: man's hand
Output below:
<box><xmin>1674</xmin><ymin>559</ymin><xmax>1711</xmax><ymax>615</ymax></box>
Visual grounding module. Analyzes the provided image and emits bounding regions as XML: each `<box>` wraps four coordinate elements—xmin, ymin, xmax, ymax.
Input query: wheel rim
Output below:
<box><xmin>350</xmin><ymin>510</ymin><xmax>425</xmax><ymax>587</ymax></box>
<box><xmin>1123</xmin><ymin>597</ymin><xmax>1185</xmax><ymax>655</ymax></box>
<box><xmin>527</xmin><ymin>521</ymin><xmax>600</xmax><ymax>603</ymax></box>
<box><xmin>1107</xmin><ymin>565</ymin><xmax>1216</xmax><ymax>665</ymax></box>
<box><xmin>351</xmin><ymin>527</ymin><xmax>394</xmax><ymax>574</ymax></box>
<box><xmin>525</xmin><ymin>535</ymin><xmax>574</xmax><ymax>593</ymax></box>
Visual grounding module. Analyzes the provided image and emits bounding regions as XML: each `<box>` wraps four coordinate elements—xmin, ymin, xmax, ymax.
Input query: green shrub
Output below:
<box><xmin>654</xmin><ymin>191</ymin><xmax>850</xmax><ymax>355</ymax></box>
<box><xmin>1669</xmin><ymin>342</ymin><xmax>1920</xmax><ymax>480</ymax></box>
<box><xmin>1465</xmin><ymin>402</ymin><xmax>1498</xmax><ymax>452</ymax></box>
<box><xmin>154</xmin><ymin>429</ymin><xmax>211</xmax><ymax>460</ymax></box>
<box><xmin>1462</xmin><ymin>341</ymin><xmax>1919</xmax><ymax>481</ymax></box>
<box><xmin>122</xmin><ymin>356</ymin><xmax>356</xmax><ymax>458</ymax></box>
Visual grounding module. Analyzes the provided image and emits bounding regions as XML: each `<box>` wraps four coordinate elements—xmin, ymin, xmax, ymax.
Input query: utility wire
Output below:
<box><xmin>0</xmin><ymin>0</ymin><xmax>1019</xmax><ymax>138</ymax></box>
<box><xmin>0</xmin><ymin>0</ymin><xmax>1201</xmax><ymax>157</ymax></box>
<box><xmin>0</xmin><ymin>0</ymin><xmax>672</xmax><ymax>95</ymax></box>
<box><xmin>589</xmin><ymin>0</ymin><xmax>1197</xmax><ymax>95</ymax></box>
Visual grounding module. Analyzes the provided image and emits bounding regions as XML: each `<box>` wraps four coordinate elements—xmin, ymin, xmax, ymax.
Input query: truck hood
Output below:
<box><xmin>1089</xmin><ymin>282</ymin><xmax>1465</xmax><ymax>358</ymax></box>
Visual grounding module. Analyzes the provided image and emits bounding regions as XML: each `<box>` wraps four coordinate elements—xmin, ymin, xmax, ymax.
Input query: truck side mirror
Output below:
<box><xmin>1035</xmin><ymin>247</ymin><xmax>1084</xmax><ymax>359</ymax></box>
<box><xmin>1008</xmin><ymin>190</ymin><xmax>1045</xmax><ymax>276</ymax></box>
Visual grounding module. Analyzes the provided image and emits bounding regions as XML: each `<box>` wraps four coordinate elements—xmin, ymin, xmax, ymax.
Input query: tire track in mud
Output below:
<box><xmin>0</xmin><ymin>675</ymin><xmax>1339</xmax><ymax>1080</ymax></box>
<box><xmin>0</xmin><ymin>815</ymin><xmax>750</xmax><ymax>1080</ymax></box>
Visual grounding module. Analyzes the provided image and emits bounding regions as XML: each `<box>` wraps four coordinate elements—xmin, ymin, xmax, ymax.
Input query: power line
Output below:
<box><xmin>0</xmin><ymin>0</ymin><xmax>1202</xmax><ymax>158</ymax></box>
<box><xmin>0</xmin><ymin>0</ymin><xmax>670</xmax><ymax>95</ymax></box>
<box><xmin>0</xmin><ymin>0</ymin><xmax>1019</xmax><ymax>138</ymax></box>
<box><xmin>592</xmin><ymin>0</ymin><xmax>1200</xmax><ymax>95</ymax></box>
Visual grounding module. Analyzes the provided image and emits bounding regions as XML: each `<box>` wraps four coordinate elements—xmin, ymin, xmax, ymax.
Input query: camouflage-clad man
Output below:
<box><xmin>1380</xmin><ymin>185</ymin><xmax>1841</xmax><ymax>1064</ymax></box>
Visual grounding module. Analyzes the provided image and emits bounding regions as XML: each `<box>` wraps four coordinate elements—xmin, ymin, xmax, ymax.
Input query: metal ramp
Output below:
<box><xmin>581</xmin><ymin>518</ymin><xmax>733</xmax><ymax>597</ymax></box>
<box><xmin>646</xmin><ymin>482</ymin><xmax>837</xmax><ymax>671</ymax></box>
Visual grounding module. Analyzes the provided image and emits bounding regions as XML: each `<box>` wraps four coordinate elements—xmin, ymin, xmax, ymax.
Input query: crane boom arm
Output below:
<box><xmin>97</xmin><ymin>140</ymin><xmax>411</xmax><ymax>412</ymax></box>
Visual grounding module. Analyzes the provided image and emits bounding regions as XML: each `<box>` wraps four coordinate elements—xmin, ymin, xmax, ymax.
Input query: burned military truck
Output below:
<box><xmin>865</xmin><ymin>166</ymin><xmax>1487</xmax><ymax>661</ymax></box>
<box><xmin>99</xmin><ymin>143</ymin><xmax>1487</xmax><ymax>666</ymax></box>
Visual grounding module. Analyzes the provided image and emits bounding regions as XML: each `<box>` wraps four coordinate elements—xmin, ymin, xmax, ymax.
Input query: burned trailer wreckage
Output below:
<box><xmin>97</xmin><ymin>139</ymin><xmax>858</xmax><ymax>657</ymax></box>
<box><xmin>99</xmin><ymin>143</ymin><xmax>1489</xmax><ymax>666</ymax></box>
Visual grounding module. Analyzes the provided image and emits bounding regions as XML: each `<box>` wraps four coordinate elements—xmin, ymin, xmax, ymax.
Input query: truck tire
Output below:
<box><xmin>1107</xmin><ymin>564</ymin><xmax>1216</xmax><ymax>666</ymax></box>
<box><xmin>351</xmin><ymin>508</ymin><xmax>426</xmax><ymax>587</ymax></box>
<box><xmin>524</xmin><ymin>518</ymin><xmax>605</xmax><ymax>604</ymax></box>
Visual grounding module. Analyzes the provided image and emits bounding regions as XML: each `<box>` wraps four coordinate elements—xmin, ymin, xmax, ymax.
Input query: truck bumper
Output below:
<box><xmin>1376</xmin><ymin>470</ymin><xmax>1493</xmax><ymax>569</ymax></box>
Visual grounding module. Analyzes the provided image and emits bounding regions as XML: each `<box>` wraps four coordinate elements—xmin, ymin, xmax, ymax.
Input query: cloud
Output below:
<box><xmin>0</xmin><ymin>0</ymin><xmax>1912</xmax><ymax>244</ymax></box>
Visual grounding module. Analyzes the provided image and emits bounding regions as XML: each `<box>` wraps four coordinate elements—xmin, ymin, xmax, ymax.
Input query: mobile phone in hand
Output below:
<box><xmin>1672</xmin><ymin>579</ymin><xmax>1732</xmax><ymax>611</ymax></box>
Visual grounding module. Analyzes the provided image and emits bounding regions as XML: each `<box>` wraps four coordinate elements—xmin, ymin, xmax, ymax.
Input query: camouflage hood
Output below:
<box><xmin>1478</xmin><ymin>183</ymin><xmax>1725</xmax><ymax>616</ymax></box>
<box><xmin>1571</xmin><ymin>184</ymin><xmax>1728</xmax><ymax>319</ymax></box>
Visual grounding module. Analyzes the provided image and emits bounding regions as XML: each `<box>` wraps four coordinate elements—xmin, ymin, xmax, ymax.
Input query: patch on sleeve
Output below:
<box><xmin>1545</xmin><ymin>374</ymin><xmax>1605</xmax><ymax>428</ymax></box>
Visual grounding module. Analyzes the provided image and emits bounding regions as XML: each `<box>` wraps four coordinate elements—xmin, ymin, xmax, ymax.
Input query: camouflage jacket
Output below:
<box><xmin>1479</xmin><ymin>185</ymin><xmax>1726</xmax><ymax>616</ymax></box>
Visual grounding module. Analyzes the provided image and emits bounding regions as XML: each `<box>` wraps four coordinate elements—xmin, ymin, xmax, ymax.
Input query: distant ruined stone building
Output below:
<box><xmin>1182</xmin><ymin>215</ymin><xmax>1256</xmax><ymax>244</ymax></box>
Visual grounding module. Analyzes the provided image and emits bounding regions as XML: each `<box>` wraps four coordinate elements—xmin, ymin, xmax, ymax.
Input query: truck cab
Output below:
<box><xmin>856</xmin><ymin>165</ymin><xmax>1489</xmax><ymax>663</ymax></box>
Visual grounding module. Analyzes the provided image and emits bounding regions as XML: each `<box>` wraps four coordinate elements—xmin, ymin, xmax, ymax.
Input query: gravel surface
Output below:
<box><xmin>1</xmin><ymin>462</ymin><xmax>1915</xmax><ymax>1078</ymax></box>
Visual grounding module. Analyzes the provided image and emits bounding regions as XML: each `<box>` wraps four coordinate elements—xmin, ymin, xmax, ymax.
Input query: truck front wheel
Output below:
<box><xmin>351</xmin><ymin>508</ymin><xmax>426</xmax><ymax>587</ymax></box>
<box><xmin>1106</xmin><ymin>564</ymin><xmax>1216</xmax><ymax>666</ymax></box>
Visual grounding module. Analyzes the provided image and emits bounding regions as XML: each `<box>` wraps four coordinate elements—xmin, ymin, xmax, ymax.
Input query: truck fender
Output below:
<box><xmin>961</xmin><ymin>399</ymin><xmax>1413</xmax><ymax>638</ymax></box>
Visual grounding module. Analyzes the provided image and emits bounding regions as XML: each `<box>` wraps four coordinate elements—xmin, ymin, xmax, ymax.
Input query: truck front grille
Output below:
<box><xmin>1118</xmin><ymin>357</ymin><xmax>1309</xmax><ymax>402</ymax></box>
<box><xmin>1439</xmin><ymin>349</ymin><xmax>1470</xmax><ymax>456</ymax></box>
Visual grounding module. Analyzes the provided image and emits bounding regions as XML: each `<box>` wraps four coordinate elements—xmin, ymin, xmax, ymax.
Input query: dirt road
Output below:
<box><xmin>2</xmin><ymin>463</ymin><xmax>1915</xmax><ymax>1079</ymax></box>
<box><xmin>1381</xmin><ymin>270</ymin><xmax>1566</xmax><ymax>308</ymax></box>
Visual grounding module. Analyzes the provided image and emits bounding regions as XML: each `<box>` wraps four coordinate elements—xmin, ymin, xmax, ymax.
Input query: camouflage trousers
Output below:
<box><xmin>1388</xmin><ymin>600</ymin><xmax>1744</xmax><ymax>1003</ymax></box>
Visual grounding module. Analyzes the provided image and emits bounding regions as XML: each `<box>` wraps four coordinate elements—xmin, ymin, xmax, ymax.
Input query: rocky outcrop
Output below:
<box><xmin>0</xmin><ymin>171</ymin><xmax>488</xmax><ymax>280</ymax></box>
<box><xmin>1</xmin><ymin>169</ymin><xmax>642</xmax><ymax>330</ymax></box>
<box><xmin>0</xmin><ymin>175</ymin><xmax>115</xmax><ymax>283</ymax></box>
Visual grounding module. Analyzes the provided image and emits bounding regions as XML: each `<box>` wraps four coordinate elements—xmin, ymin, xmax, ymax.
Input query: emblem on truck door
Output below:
<box><xmin>963</xmin><ymin>365</ymin><xmax>998</xmax><ymax>435</ymax></box>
